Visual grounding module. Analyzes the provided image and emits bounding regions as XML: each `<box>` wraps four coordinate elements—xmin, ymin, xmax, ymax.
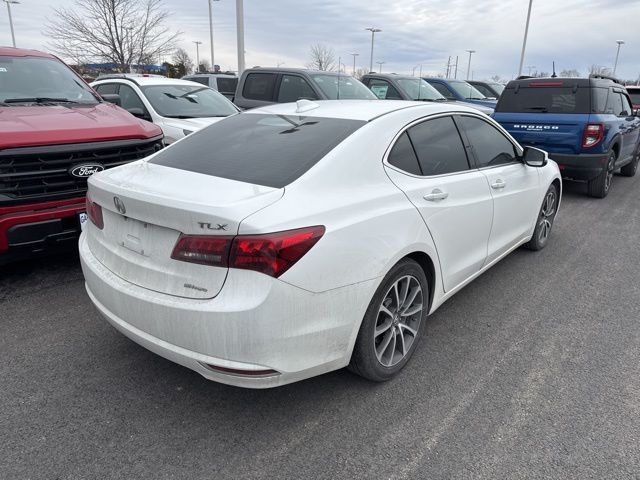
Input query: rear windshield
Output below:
<box><xmin>496</xmin><ymin>85</ymin><xmax>591</xmax><ymax>113</ymax></box>
<box><xmin>150</xmin><ymin>113</ymin><xmax>365</xmax><ymax>188</ymax></box>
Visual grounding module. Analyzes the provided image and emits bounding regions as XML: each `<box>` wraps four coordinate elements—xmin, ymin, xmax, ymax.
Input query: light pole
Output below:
<box><xmin>526</xmin><ymin>65</ymin><xmax>536</xmax><ymax>76</ymax></box>
<box><xmin>193</xmin><ymin>41</ymin><xmax>203</xmax><ymax>73</ymax></box>
<box><xmin>3</xmin><ymin>0</ymin><xmax>19</xmax><ymax>48</ymax></box>
<box><xmin>613</xmin><ymin>40</ymin><xmax>625</xmax><ymax>76</ymax></box>
<box><xmin>350</xmin><ymin>53</ymin><xmax>359</xmax><ymax>76</ymax></box>
<box><xmin>465</xmin><ymin>50</ymin><xmax>475</xmax><ymax>80</ymax></box>
<box><xmin>365</xmin><ymin>28</ymin><xmax>381</xmax><ymax>73</ymax></box>
<box><xmin>236</xmin><ymin>0</ymin><xmax>245</xmax><ymax>75</ymax></box>
<box><xmin>517</xmin><ymin>0</ymin><xmax>534</xmax><ymax>77</ymax></box>
<box><xmin>376</xmin><ymin>61</ymin><xmax>385</xmax><ymax>73</ymax></box>
<box><xmin>208</xmin><ymin>0</ymin><xmax>219</xmax><ymax>70</ymax></box>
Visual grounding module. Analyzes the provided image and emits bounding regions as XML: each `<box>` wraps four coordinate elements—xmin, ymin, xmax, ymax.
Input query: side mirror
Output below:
<box><xmin>100</xmin><ymin>94</ymin><xmax>121</xmax><ymax>106</ymax></box>
<box><xmin>126</xmin><ymin>107</ymin><xmax>151</xmax><ymax>121</ymax></box>
<box><xmin>522</xmin><ymin>146</ymin><xmax>548</xmax><ymax>167</ymax></box>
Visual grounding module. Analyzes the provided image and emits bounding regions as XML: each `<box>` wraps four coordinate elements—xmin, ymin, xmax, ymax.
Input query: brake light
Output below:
<box><xmin>528</xmin><ymin>82</ymin><xmax>563</xmax><ymax>87</ymax></box>
<box><xmin>171</xmin><ymin>235</ymin><xmax>233</xmax><ymax>267</ymax></box>
<box><xmin>86</xmin><ymin>193</ymin><xmax>104</xmax><ymax>230</ymax></box>
<box><xmin>171</xmin><ymin>226</ymin><xmax>325</xmax><ymax>278</ymax></box>
<box><xmin>582</xmin><ymin>123</ymin><xmax>604</xmax><ymax>148</ymax></box>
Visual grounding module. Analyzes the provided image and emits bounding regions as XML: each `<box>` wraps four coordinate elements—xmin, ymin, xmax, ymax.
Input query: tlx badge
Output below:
<box><xmin>198</xmin><ymin>222</ymin><xmax>228</xmax><ymax>231</ymax></box>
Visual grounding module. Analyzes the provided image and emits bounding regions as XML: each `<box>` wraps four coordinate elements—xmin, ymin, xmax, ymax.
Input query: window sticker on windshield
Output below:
<box><xmin>370</xmin><ymin>85</ymin><xmax>389</xmax><ymax>99</ymax></box>
<box><xmin>0</xmin><ymin>67</ymin><xmax>7</xmax><ymax>72</ymax></box>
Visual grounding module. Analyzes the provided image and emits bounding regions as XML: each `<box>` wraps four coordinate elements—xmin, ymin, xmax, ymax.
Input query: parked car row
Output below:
<box><xmin>1</xmin><ymin>46</ymin><xmax>639</xmax><ymax>390</ymax></box>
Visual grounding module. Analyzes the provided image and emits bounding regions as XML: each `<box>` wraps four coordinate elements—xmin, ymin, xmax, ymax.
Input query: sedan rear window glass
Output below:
<box><xmin>496</xmin><ymin>86</ymin><xmax>591</xmax><ymax>113</ymax></box>
<box><xmin>150</xmin><ymin>113</ymin><xmax>366</xmax><ymax>188</ymax></box>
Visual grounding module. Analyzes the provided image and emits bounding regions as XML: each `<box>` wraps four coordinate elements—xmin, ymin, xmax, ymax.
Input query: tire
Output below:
<box><xmin>349</xmin><ymin>258</ymin><xmax>428</xmax><ymax>382</ymax></box>
<box><xmin>587</xmin><ymin>150</ymin><xmax>616</xmax><ymax>198</ymax></box>
<box><xmin>620</xmin><ymin>144</ymin><xmax>640</xmax><ymax>177</ymax></box>
<box><xmin>525</xmin><ymin>183</ymin><xmax>559</xmax><ymax>251</ymax></box>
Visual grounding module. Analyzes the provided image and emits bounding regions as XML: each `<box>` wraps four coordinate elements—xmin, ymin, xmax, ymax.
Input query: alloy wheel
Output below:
<box><xmin>604</xmin><ymin>153</ymin><xmax>615</xmax><ymax>193</ymax></box>
<box><xmin>537</xmin><ymin>188</ymin><xmax>557</xmax><ymax>244</ymax></box>
<box><xmin>374</xmin><ymin>275</ymin><xmax>423</xmax><ymax>367</ymax></box>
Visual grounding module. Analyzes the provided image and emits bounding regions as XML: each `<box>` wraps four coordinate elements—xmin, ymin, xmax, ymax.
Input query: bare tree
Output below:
<box><xmin>589</xmin><ymin>65</ymin><xmax>612</xmax><ymax>76</ymax></box>
<box><xmin>306</xmin><ymin>44</ymin><xmax>336</xmax><ymax>71</ymax></box>
<box><xmin>559</xmin><ymin>69</ymin><xmax>580</xmax><ymax>78</ymax></box>
<box><xmin>172</xmin><ymin>48</ymin><xmax>193</xmax><ymax>76</ymax></box>
<box><xmin>353</xmin><ymin>67</ymin><xmax>369</xmax><ymax>80</ymax></box>
<box><xmin>45</xmin><ymin>0</ymin><xmax>181</xmax><ymax>72</ymax></box>
<box><xmin>198</xmin><ymin>59</ymin><xmax>211</xmax><ymax>73</ymax></box>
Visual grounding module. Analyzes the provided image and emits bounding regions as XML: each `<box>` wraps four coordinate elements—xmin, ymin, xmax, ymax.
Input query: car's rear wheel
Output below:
<box><xmin>525</xmin><ymin>183</ymin><xmax>559</xmax><ymax>251</ymax></box>
<box><xmin>620</xmin><ymin>145</ymin><xmax>640</xmax><ymax>177</ymax></box>
<box><xmin>588</xmin><ymin>150</ymin><xmax>616</xmax><ymax>198</ymax></box>
<box><xmin>349</xmin><ymin>258</ymin><xmax>428</xmax><ymax>382</ymax></box>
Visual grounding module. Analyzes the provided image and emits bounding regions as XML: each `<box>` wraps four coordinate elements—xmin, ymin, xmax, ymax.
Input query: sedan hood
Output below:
<box><xmin>0</xmin><ymin>103</ymin><xmax>162</xmax><ymax>149</ymax></box>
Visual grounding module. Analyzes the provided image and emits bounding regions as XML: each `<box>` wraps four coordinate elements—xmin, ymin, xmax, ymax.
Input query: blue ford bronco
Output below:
<box><xmin>493</xmin><ymin>75</ymin><xmax>640</xmax><ymax>198</ymax></box>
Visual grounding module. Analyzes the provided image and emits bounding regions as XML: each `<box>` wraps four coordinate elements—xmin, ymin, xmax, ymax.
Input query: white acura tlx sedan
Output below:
<box><xmin>79</xmin><ymin>100</ymin><xmax>561</xmax><ymax>388</ymax></box>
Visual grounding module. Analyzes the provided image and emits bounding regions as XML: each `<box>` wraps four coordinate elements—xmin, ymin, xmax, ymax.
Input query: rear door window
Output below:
<box><xmin>387</xmin><ymin>132</ymin><xmax>421</xmax><ymax>175</ymax></box>
<box><xmin>242</xmin><ymin>73</ymin><xmax>277</xmax><ymax>101</ymax></box>
<box><xmin>457</xmin><ymin>115</ymin><xmax>518</xmax><ymax>168</ymax></box>
<box><xmin>496</xmin><ymin>86</ymin><xmax>591</xmax><ymax>113</ymax></box>
<box><xmin>150</xmin><ymin>113</ymin><xmax>365</xmax><ymax>188</ymax></box>
<box><xmin>277</xmin><ymin>75</ymin><xmax>318</xmax><ymax>102</ymax></box>
<box><xmin>407</xmin><ymin>116</ymin><xmax>470</xmax><ymax>175</ymax></box>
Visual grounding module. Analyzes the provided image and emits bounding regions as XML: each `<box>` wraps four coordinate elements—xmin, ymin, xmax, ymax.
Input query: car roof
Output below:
<box><xmin>506</xmin><ymin>75</ymin><xmax>623</xmax><ymax>88</ymax></box>
<box><xmin>423</xmin><ymin>77</ymin><xmax>468</xmax><ymax>84</ymax></box>
<box><xmin>92</xmin><ymin>76</ymin><xmax>208</xmax><ymax>88</ymax></box>
<box><xmin>0</xmin><ymin>46</ymin><xmax>57</xmax><ymax>59</ymax></box>
<box><xmin>362</xmin><ymin>73</ymin><xmax>418</xmax><ymax>81</ymax></box>
<box><xmin>244</xmin><ymin>99</ymin><xmax>481</xmax><ymax>122</ymax></box>
<box><xmin>184</xmin><ymin>73</ymin><xmax>236</xmax><ymax>78</ymax></box>
<box><xmin>244</xmin><ymin>67</ymin><xmax>354</xmax><ymax>77</ymax></box>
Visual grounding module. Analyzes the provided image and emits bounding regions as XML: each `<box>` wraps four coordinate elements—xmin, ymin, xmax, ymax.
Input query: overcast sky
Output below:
<box><xmin>2</xmin><ymin>0</ymin><xmax>639</xmax><ymax>81</ymax></box>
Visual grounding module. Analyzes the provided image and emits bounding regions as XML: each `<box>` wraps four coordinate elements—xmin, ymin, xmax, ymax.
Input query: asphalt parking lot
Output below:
<box><xmin>2</xmin><ymin>176</ymin><xmax>640</xmax><ymax>480</ymax></box>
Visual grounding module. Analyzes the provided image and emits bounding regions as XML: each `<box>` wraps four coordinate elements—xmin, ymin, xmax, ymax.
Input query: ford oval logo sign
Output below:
<box><xmin>69</xmin><ymin>163</ymin><xmax>105</xmax><ymax>178</ymax></box>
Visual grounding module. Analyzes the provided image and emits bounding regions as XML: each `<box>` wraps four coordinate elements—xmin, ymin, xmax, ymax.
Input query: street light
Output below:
<box><xmin>517</xmin><ymin>0</ymin><xmax>534</xmax><ymax>77</ymax></box>
<box><xmin>193</xmin><ymin>40</ymin><xmax>203</xmax><ymax>73</ymax></box>
<box><xmin>526</xmin><ymin>65</ymin><xmax>536</xmax><ymax>76</ymax></box>
<box><xmin>465</xmin><ymin>50</ymin><xmax>475</xmax><ymax>80</ymax></box>
<box><xmin>208</xmin><ymin>0</ymin><xmax>220</xmax><ymax>71</ymax></box>
<box><xmin>365</xmin><ymin>27</ymin><xmax>381</xmax><ymax>73</ymax></box>
<box><xmin>613</xmin><ymin>40</ymin><xmax>625</xmax><ymax>76</ymax></box>
<box><xmin>3</xmin><ymin>0</ymin><xmax>19</xmax><ymax>48</ymax></box>
<box><xmin>236</xmin><ymin>0</ymin><xmax>245</xmax><ymax>74</ymax></box>
<box><xmin>350</xmin><ymin>53</ymin><xmax>359</xmax><ymax>76</ymax></box>
<box><xmin>376</xmin><ymin>61</ymin><xmax>385</xmax><ymax>73</ymax></box>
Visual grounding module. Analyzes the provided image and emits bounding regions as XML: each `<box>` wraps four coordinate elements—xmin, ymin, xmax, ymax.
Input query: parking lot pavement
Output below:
<box><xmin>2</xmin><ymin>176</ymin><xmax>640</xmax><ymax>480</ymax></box>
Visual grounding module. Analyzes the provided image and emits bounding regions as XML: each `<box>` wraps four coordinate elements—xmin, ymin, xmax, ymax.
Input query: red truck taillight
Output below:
<box><xmin>171</xmin><ymin>226</ymin><xmax>325</xmax><ymax>278</ymax></box>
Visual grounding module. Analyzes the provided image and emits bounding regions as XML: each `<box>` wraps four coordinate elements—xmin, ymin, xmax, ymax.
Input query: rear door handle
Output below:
<box><xmin>423</xmin><ymin>189</ymin><xmax>449</xmax><ymax>201</ymax></box>
<box><xmin>491</xmin><ymin>179</ymin><xmax>506</xmax><ymax>190</ymax></box>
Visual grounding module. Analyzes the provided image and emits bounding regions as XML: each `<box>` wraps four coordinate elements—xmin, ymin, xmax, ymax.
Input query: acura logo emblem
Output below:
<box><xmin>113</xmin><ymin>196</ymin><xmax>126</xmax><ymax>215</ymax></box>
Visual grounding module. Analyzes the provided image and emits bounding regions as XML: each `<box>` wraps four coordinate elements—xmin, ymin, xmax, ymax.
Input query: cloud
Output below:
<box><xmin>1</xmin><ymin>0</ymin><xmax>638</xmax><ymax>81</ymax></box>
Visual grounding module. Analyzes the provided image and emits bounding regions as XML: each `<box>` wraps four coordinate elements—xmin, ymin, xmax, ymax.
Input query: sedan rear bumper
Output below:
<box><xmin>79</xmin><ymin>232</ymin><xmax>378</xmax><ymax>388</ymax></box>
<box><xmin>550</xmin><ymin>153</ymin><xmax>609</xmax><ymax>181</ymax></box>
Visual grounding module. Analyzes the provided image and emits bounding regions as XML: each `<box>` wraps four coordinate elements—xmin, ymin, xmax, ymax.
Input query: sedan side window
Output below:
<box><xmin>457</xmin><ymin>116</ymin><xmax>518</xmax><ymax>168</ymax></box>
<box><xmin>277</xmin><ymin>75</ymin><xmax>318</xmax><ymax>102</ymax></box>
<box><xmin>387</xmin><ymin>132</ymin><xmax>421</xmax><ymax>175</ymax></box>
<box><xmin>407</xmin><ymin>116</ymin><xmax>469</xmax><ymax>175</ymax></box>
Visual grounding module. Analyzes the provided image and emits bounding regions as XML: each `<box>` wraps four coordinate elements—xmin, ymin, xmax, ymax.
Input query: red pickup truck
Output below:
<box><xmin>0</xmin><ymin>47</ymin><xmax>163</xmax><ymax>265</ymax></box>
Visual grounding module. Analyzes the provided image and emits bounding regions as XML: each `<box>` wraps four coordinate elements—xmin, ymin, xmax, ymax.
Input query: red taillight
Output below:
<box><xmin>528</xmin><ymin>81</ymin><xmax>564</xmax><ymax>87</ymax></box>
<box><xmin>171</xmin><ymin>234</ymin><xmax>233</xmax><ymax>267</ymax></box>
<box><xmin>582</xmin><ymin>123</ymin><xmax>604</xmax><ymax>148</ymax></box>
<box><xmin>86</xmin><ymin>193</ymin><xmax>104</xmax><ymax>230</ymax></box>
<box><xmin>171</xmin><ymin>226</ymin><xmax>325</xmax><ymax>278</ymax></box>
<box><xmin>230</xmin><ymin>226</ymin><xmax>325</xmax><ymax>278</ymax></box>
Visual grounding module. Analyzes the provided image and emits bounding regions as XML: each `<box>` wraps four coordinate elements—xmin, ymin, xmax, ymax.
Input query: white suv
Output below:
<box><xmin>91</xmin><ymin>75</ymin><xmax>239</xmax><ymax>144</ymax></box>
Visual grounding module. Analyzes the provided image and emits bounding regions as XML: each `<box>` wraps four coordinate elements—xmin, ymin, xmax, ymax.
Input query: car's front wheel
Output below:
<box><xmin>349</xmin><ymin>258</ymin><xmax>428</xmax><ymax>382</ymax></box>
<box><xmin>525</xmin><ymin>183</ymin><xmax>559</xmax><ymax>251</ymax></box>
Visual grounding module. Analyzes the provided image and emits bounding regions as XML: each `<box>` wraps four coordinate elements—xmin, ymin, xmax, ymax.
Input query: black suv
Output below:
<box><xmin>233</xmin><ymin>68</ymin><xmax>376</xmax><ymax>110</ymax></box>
